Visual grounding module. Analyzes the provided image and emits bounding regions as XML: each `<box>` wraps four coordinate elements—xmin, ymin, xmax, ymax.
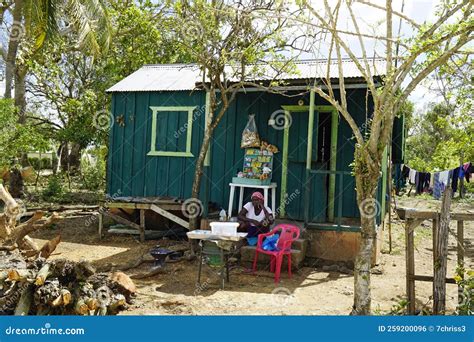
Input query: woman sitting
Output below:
<box><xmin>238</xmin><ymin>192</ymin><xmax>274</xmax><ymax>245</ymax></box>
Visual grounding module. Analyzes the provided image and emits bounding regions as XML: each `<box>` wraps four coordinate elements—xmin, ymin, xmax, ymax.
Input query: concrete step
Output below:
<box><xmin>291</xmin><ymin>239</ymin><xmax>308</xmax><ymax>255</ymax></box>
<box><xmin>240</xmin><ymin>245</ymin><xmax>304</xmax><ymax>270</ymax></box>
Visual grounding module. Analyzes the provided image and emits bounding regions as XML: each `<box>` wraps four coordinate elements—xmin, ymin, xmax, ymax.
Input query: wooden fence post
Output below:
<box><xmin>457</xmin><ymin>220</ymin><xmax>464</xmax><ymax>304</ymax></box>
<box><xmin>405</xmin><ymin>218</ymin><xmax>416</xmax><ymax>315</ymax></box>
<box><xmin>433</xmin><ymin>187</ymin><xmax>452</xmax><ymax>314</ymax></box>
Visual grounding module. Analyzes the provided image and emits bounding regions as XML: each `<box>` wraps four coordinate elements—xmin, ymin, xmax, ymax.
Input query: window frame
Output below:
<box><xmin>147</xmin><ymin>106</ymin><xmax>196</xmax><ymax>157</ymax></box>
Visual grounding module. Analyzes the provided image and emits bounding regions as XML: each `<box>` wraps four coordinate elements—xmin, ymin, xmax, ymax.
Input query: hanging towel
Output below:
<box><xmin>409</xmin><ymin>169</ymin><xmax>416</xmax><ymax>184</ymax></box>
<box><xmin>438</xmin><ymin>170</ymin><xmax>449</xmax><ymax>187</ymax></box>
<box><xmin>433</xmin><ymin>173</ymin><xmax>442</xmax><ymax>200</ymax></box>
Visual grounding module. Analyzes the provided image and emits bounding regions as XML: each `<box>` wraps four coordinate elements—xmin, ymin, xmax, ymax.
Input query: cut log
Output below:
<box><xmin>14</xmin><ymin>285</ymin><xmax>33</xmax><ymax>316</ymax></box>
<box><xmin>74</xmin><ymin>298</ymin><xmax>89</xmax><ymax>315</ymax></box>
<box><xmin>11</xmin><ymin>211</ymin><xmax>44</xmax><ymax>243</ymax></box>
<box><xmin>95</xmin><ymin>306</ymin><xmax>107</xmax><ymax>316</ymax></box>
<box><xmin>0</xmin><ymin>184</ymin><xmax>20</xmax><ymax>240</ymax></box>
<box><xmin>7</xmin><ymin>269</ymin><xmax>36</xmax><ymax>282</ymax></box>
<box><xmin>39</xmin><ymin>234</ymin><xmax>61</xmax><ymax>259</ymax></box>
<box><xmin>35</xmin><ymin>263</ymin><xmax>51</xmax><ymax>286</ymax></box>
<box><xmin>95</xmin><ymin>286</ymin><xmax>112</xmax><ymax>307</ymax></box>
<box><xmin>61</xmin><ymin>289</ymin><xmax>72</xmax><ymax>306</ymax></box>
<box><xmin>108</xmin><ymin>294</ymin><xmax>126</xmax><ymax>314</ymax></box>
<box><xmin>86</xmin><ymin>298</ymin><xmax>99</xmax><ymax>311</ymax></box>
<box><xmin>51</xmin><ymin>294</ymin><xmax>63</xmax><ymax>307</ymax></box>
<box><xmin>0</xmin><ymin>251</ymin><xmax>130</xmax><ymax>316</ymax></box>
<box><xmin>111</xmin><ymin>272</ymin><xmax>137</xmax><ymax>294</ymax></box>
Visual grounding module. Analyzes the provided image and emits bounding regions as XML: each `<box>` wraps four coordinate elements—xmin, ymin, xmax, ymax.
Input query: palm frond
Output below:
<box><xmin>65</xmin><ymin>0</ymin><xmax>111</xmax><ymax>57</ymax></box>
<box><xmin>24</xmin><ymin>0</ymin><xmax>59</xmax><ymax>49</ymax></box>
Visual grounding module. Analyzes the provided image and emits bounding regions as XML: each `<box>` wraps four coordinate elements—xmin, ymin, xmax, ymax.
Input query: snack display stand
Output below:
<box><xmin>227</xmin><ymin>182</ymin><xmax>277</xmax><ymax>217</ymax></box>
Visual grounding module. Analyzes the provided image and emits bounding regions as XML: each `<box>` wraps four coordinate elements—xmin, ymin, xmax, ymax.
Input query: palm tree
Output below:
<box><xmin>1</xmin><ymin>0</ymin><xmax>111</xmax><ymax>197</ymax></box>
<box><xmin>3</xmin><ymin>0</ymin><xmax>112</xmax><ymax>118</ymax></box>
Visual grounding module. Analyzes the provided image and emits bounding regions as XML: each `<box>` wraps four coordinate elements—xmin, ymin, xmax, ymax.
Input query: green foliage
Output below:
<box><xmin>172</xmin><ymin>0</ymin><xmax>293</xmax><ymax>84</ymax></box>
<box><xmin>0</xmin><ymin>99</ymin><xmax>49</xmax><ymax>168</ymax></box>
<box><xmin>41</xmin><ymin>157</ymin><xmax>52</xmax><ymax>169</ymax></box>
<box><xmin>101</xmin><ymin>1</ymin><xmax>191</xmax><ymax>86</ymax></box>
<box><xmin>454</xmin><ymin>266</ymin><xmax>474</xmax><ymax>315</ymax></box>
<box><xmin>42</xmin><ymin>175</ymin><xmax>64</xmax><ymax>201</ymax></box>
<box><xmin>405</xmin><ymin>102</ymin><xmax>473</xmax><ymax>172</ymax></box>
<box><xmin>387</xmin><ymin>298</ymin><xmax>409</xmax><ymax>315</ymax></box>
<box><xmin>29</xmin><ymin>0</ymin><xmax>192</xmax><ymax>151</ymax></box>
<box><xmin>80</xmin><ymin>147</ymin><xmax>107</xmax><ymax>191</ymax></box>
<box><xmin>27</xmin><ymin>157</ymin><xmax>41</xmax><ymax>170</ymax></box>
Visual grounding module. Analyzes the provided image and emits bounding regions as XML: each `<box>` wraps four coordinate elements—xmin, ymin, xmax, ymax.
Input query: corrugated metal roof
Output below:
<box><xmin>106</xmin><ymin>58</ymin><xmax>386</xmax><ymax>92</ymax></box>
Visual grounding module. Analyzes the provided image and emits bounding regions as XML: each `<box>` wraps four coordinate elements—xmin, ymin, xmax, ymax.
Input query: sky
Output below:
<box><xmin>294</xmin><ymin>0</ymin><xmax>443</xmax><ymax>112</ymax></box>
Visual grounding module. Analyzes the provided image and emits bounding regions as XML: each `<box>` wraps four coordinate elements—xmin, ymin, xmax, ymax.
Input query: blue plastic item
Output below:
<box><xmin>262</xmin><ymin>234</ymin><xmax>279</xmax><ymax>251</ymax></box>
<box><xmin>247</xmin><ymin>237</ymin><xmax>258</xmax><ymax>246</ymax></box>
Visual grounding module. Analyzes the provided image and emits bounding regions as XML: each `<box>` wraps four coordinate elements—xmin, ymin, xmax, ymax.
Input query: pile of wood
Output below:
<box><xmin>0</xmin><ymin>185</ymin><xmax>136</xmax><ymax>315</ymax></box>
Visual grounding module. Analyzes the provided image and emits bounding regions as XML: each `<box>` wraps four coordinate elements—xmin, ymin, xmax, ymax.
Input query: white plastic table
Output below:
<box><xmin>228</xmin><ymin>182</ymin><xmax>277</xmax><ymax>216</ymax></box>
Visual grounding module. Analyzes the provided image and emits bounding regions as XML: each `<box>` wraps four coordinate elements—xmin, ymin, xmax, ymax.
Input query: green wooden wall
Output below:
<box><xmin>108</xmin><ymin>88</ymin><xmax>386</xmax><ymax>222</ymax></box>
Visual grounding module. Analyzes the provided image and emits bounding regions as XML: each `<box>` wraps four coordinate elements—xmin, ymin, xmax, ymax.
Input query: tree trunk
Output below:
<box><xmin>4</xmin><ymin>0</ymin><xmax>24</xmax><ymax>99</ymax></box>
<box><xmin>189</xmin><ymin>126</ymin><xmax>213</xmax><ymax>230</ymax></box>
<box><xmin>351</xmin><ymin>152</ymin><xmax>380</xmax><ymax>315</ymax></box>
<box><xmin>59</xmin><ymin>142</ymin><xmax>82</xmax><ymax>174</ymax></box>
<box><xmin>68</xmin><ymin>143</ymin><xmax>82</xmax><ymax>172</ymax></box>
<box><xmin>14</xmin><ymin>65</ymin><xmax>27</xmax><ymax>123</ymax></box>
<box><xmin>9</xmin><ymin>167</ymin><xmax>24</xmax><ymax>199</ymax></box>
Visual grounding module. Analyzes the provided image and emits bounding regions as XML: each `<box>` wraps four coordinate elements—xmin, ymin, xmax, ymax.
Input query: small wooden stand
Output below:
<box><xmin>98</xmin><ymin>197</ymin><xmax>190</xmax><ymax>242</ymax></box>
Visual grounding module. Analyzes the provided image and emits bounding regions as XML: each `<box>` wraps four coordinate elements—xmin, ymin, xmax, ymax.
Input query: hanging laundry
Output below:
<box><xmin>451</xmin><ymin>167</ymin><xmax>460</xmax><ymax>193</ymax></box>
<box><xmin>408</xmin><ymin>169</ymin><xmax>416</xmax><ymax>184</ymax></box>
<box><xmin>433</xmin><ymin>173</ymin><xmax>442</xmax><ymax>200</ymax></box>
<box><xmin>463</xmin><ymin>162</ymin><xmax>472</xmax><ymax>182</ymax></box>
<box><xmin>416</xmin><ymin>172</ymin><xmax>430</xmax><ymax>194</ymax></box>
<box><xmin>401</xmin><ymin>165</ymin><xmax>410</xmax><ymax>179</ymax></box>
<box><xmin>438</xmin><ymin>170</ymin><xmax>450</xmax><ymax>187</ymax></box>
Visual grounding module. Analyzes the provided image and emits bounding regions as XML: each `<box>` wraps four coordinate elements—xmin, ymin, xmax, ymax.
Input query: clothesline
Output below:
<box><xmin>400</xmin><ymin>162</ymin><xmax>472</xmax><ymax>175</ymax></box>
<box><xmin>395</xmin><ymin>162</ymin><xmax>473</xmax><ymax>199</ymax></box>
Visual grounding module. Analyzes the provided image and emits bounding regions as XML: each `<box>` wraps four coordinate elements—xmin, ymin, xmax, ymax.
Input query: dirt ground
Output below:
<box><xmin>29</xmin><ymin>204</ymin><xmax>473</xmax><ymax>315</ymax></box>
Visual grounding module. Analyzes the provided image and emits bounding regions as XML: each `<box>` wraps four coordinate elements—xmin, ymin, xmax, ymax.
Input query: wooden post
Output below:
<box><xmin>457</xmin><ymin>220</ymin><xmax>464</xmax><ymax>305</ymax></box>
<box><xmin>388</xmin><ymin>161</ymin><xmax>393</xmax><ymax>254</ymax></box>
<box><xmin>139</xmin><ymin>209</ymin><xmax>146</xmax><ymax>243</ymax></box>
<box><xmin>405</xmin><ymin>218</ymin><xmax>416</xmax><ymax>314</ymax></box>
<box><xmin>457</xmin><ymin>220</ymin><xmax>464</xmax><ymax>266</ymax></box>
<box><xmin>304</xmin><ymin>90</ymin><xmax>315</xmax><ymax>227</ymax></box>
<box><xmin>433</xmin><ymin>187</ymin><xmax>452</xmax><ymax>315</ymax></box>
<box><xmin>432</xmin><ymin>217</ymin><xmax>438</xmax><ymax>269</ymax></box>
<box><xmin>459</xmin><ymin>156</ymin><xmax>464</xmax><ymax>198</ymax></box>
<box><xmin>98</xmin><ymin>212</ymin><xmax>103</xmax><ymax>239</ymax></box>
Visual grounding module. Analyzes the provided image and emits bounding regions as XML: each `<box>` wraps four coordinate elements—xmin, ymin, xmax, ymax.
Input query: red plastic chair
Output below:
<box><xmin>252</xmin><ymin>224</ymin><xmax>300</xmax><ymax>283</ymax></box>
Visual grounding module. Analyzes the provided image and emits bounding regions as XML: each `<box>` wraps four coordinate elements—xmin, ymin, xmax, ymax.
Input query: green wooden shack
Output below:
<box><xmin>105</xmin><ymin>59</ymin><xmax>404</xmax><ymax>260</ymax></box>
